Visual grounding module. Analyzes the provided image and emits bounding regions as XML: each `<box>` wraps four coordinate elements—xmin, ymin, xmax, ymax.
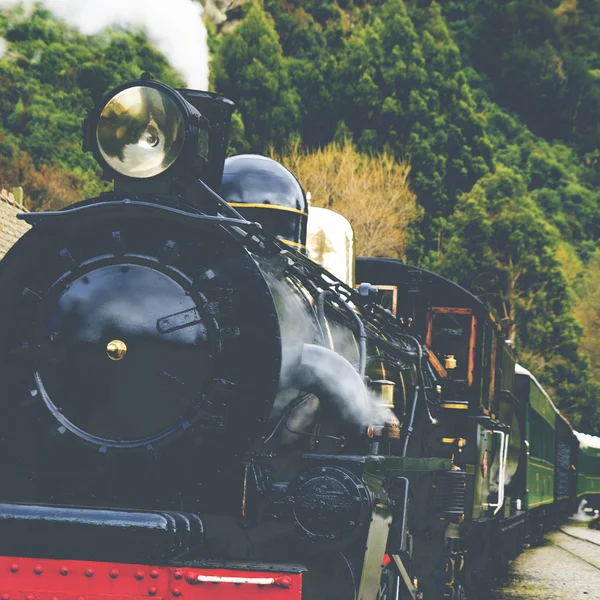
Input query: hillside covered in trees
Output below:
<box><xmin>0</xmin><ymin>1</ymin><xmax>599</xmax><ymax>432</ymax></box>
<box><xmin>211</xmin><ymin>0</ymin><xmax>600</xmax><ymax>433</ymax></box>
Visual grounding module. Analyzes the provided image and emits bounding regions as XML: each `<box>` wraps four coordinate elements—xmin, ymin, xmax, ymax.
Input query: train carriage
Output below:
<box><xmin>514</xmin><ymin>365</ymin><xmax>557</xmax><ymax>514</ymax></box>
<box><xmin>554</xmin><ymin>411</ymin><xmax>578</xmax><ymax>516</ymax></box>
<box><xmin>575</xmin><ymin>432</ymin><xmax>600</xmax><ymax>510</ymax></box>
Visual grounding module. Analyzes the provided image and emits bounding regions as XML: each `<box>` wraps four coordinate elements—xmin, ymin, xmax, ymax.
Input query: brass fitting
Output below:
<box><xmin>106</xmin><ymin>339</ymin><xmax>127</xmax><ymax>361</ymax></box>
<box><xmin>366</xmin><ymin>425</ymin><xmax>383</xmax><ymax>439</ymax></box>
<box><xmin>445</xmin><ymin>355</ymin><xmax>457</xmax><ymax>370</ymax></box>
<box><xmin>384</xmin><ymin>417</ymin><xmax>401</xmax><ymax>440</ymax></box>
<box><xmin>366</xmin><ymin>418</ymin><xmax>401</xmax><ymax>441</ymax></box>
<box><xmin>370</xmin><ymin>379</ymin><xmax>395</xmax><ymax>408</ymax></box>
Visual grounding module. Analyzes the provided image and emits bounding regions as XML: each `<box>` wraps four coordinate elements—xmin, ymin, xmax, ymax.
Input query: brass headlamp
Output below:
<box><xmin>84</xmin><ymin>75</ymin><xmax>211</xmax><ymax>186</ymax></box>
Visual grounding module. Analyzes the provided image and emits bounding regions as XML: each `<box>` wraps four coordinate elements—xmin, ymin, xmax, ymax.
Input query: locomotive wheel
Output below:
<box><xmin>302</xmin><ymin>552</ymin><xmax>357</xmax><ymax>600</ymax></box>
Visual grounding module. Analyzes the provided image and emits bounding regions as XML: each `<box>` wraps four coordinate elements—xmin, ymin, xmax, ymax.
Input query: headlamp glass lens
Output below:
<box><xmin>96</xmin><ymin>86</ymin><xmax>185</xmax><ymax>178</ymax></box>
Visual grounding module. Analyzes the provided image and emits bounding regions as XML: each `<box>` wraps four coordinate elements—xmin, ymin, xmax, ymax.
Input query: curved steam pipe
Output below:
<box><xmin>283</xmin><ymin>343</ymin><xmax>371</xmax><ymax>428</ymax></box>
<box><xmin>317</xmin><ymin>290</ymin><xmax>367</xmax><ymax>378</ymax></box>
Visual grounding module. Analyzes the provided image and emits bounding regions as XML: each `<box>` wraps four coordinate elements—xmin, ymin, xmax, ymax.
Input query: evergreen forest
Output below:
<box><xmin>0</xmin><ymin>0</ymin><xmax>600</xmax><ymax>433</ymax></box>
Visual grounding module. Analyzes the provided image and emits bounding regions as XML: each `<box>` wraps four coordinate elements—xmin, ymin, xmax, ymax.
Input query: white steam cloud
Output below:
<box><xmin>0</xmin><ymin>0</ymin><xmax>209</xmax><ymax>89</ymax></box>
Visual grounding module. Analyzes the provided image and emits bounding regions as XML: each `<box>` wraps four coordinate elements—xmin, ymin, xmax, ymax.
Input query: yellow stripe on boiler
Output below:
<box><xmin>229</xmin><ymin>202</ymin><xmax>308</xmax><ymax>216</ymax></box>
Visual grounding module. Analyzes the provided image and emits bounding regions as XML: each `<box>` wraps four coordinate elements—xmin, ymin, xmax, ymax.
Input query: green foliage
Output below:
<box><xmin>437</xmin><ymin>166</ymin><xmax>597</xmax><ymax>427</ymax></box>
<box><xmin>218</xmin><ymin>0</ymin><xmax>493</xmax><ymax>256</ymax></box>
<box><xmin>212</xmin><ymin>0</ymin><xmax>600</xmax><ymax>431</ymax></box>
<box><xmin>0</xmin><ymin>7</ymin><xmax>183</xmax><ymax>209</ymax></box>
<box><xmin>574</xmin><ymin>250</ymin><xmax>600</xmax><ymax>428</ymax></box>
<box><xmin>441</xmin><ymin>0</ymin><xmax>600</xmax><ymax>152</ymax></box>
<box><xmin>210</xmin><ymin>1</ymin><xmax>300</xmax><ymax>151</ymax></box>
<box><xmin>478</xmin><ymin>96</ymin><xmax>600</xmax><ymax>249</ymax></box>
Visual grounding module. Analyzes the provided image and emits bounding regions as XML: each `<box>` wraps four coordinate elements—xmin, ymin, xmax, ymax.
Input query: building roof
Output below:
<box><xmin>0</xmin><ymin>188</ymin><xmax>30</xmax><ymax>259</ymax></box>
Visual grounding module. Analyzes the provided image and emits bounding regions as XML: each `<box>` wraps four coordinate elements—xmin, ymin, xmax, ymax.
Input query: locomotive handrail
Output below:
<box><xmin>18</xmin><ymin>198</ymin><xmax>257</xmax><ymax>229</ymax></box>
<box><xmin>489</xmin><ymin>430</ymin><xmax>510</xmax><ymax>515</ymax></box>
<box><xmin>195</xmin><ymin>176</ymin><xmax>247</xmax><ymax>221</ymax></box>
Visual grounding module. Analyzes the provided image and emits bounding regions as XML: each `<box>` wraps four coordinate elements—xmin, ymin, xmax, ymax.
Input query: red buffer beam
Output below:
<box><xmin>0</xmin><ymin>557</ymin><xmax>302</xmax><ymax>600</ymax></box>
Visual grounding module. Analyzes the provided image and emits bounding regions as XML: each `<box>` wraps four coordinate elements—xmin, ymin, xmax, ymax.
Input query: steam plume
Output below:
<box><xmin>0</xmin><ymin>0</ymin><xmax>210</xmax><ymax>89</ymax></box>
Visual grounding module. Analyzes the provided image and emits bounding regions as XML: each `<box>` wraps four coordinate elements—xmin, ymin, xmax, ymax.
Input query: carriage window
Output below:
<box><xmin>426</xmin><ymin>307</ymin><xmax>476</xmax><ymax>384</ymax></box>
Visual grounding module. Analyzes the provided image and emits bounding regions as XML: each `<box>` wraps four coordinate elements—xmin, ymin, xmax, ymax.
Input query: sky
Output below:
<box><xmin>0</xmin><ymin>0</ymin><xmax>210</xmax><ymax>89</ymax></box>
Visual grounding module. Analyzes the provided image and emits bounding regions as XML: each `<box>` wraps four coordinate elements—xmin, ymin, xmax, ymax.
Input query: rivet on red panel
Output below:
<box><xmin>135</xmin><ymin>570</ymin><xmax>145</xmax><ymax>580</ymax></box>
<box><xmin>148</xmin><ymin>587</ymin><xmax>157</xmax><ymax>596</ymax></box>
<box><xmin>274</xmin><ymin>576</ymin><xmax>293</xmax><ymax>588</ymax></box>
<box><xmin>85</xmin><ymin>568</ymin><xmax>95</xmax><ymax>578</ymax></box>
<box><xmin>26</xmin><ymin>594</ymin><xmax>35</xmax><ymax>600</ymax></box>
<box><xmin>172</xmin><ymin>588</ymin><xmax>182</xmax><ymax>596</ymax></box>
<box><xmin>2</xmin><ymin>593</ymin><xmax>9</xmax><ymax>600</ymax></box>
<box><xmin>150</xmin><ymin>569</ymin><xmax>159</xmax><ymax>578</ymax></box>
<box><xmin>174</xmin><ymin>570</ymin><xmax>182</xmax><ymax>580</ymax></box>
<box><xmin>9</xmin><ymin>564</ymin><xmax>18</xmax><ymax>573</ymax></box>
<box><xmin>110</xmin><ymin>569</ymin><xmax>119</xmax><ymax>579</ymax></box>
<box><xmin>60</xmin><ymin>566</ymin><xmax>69</xmax><ymax>576</ymax></box>
<box><xmin>185</xmin><ymin>572</ymin><xmax>196</xmax><ymax>583</ymax></box>
<box><xmin>34</xmin><ymin>565</ymin><xmax>44</xmax><ymax>575</ymax></box>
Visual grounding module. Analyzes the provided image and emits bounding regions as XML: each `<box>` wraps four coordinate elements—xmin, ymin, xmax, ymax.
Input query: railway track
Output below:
<box><xmin>549</xmin><ymin>526</ymin><xmax>600</xmax><ymax>572</ymax></box>
<box><xmin>488</xmin><ymin>525</ymin><xmax>600</xmax><ymax>599</ymax></box>
<box><xmin>558</xmin><ymin>524</ymin><xmax>600</xmax><ymax>548</ymax></box>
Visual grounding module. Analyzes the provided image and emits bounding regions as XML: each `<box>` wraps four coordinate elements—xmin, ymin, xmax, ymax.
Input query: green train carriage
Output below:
<box><xmin>575</xmin><ymin>432</ymin><xmax>600</xmax><ymax>510</ymax></box>
<box><xmin>509</xmin><ymin>365</ymin><xmax>579</xmax><ymax>541</ymax></box>
<box><xmin>514</xmin><ymin>365</ymin><xmax>556</xmax><ymax>513</ymax></box>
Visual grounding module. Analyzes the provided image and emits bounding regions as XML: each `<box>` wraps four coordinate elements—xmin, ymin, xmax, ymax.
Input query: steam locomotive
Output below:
<box><xmin>0</xmin><ymin>76</ymin><xmax>598</xmax><ymax>600</ymax></box>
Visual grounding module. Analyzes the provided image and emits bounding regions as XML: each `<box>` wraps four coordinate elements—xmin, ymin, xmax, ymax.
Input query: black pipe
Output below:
<box><xmin>317</xmin><ymin>290</ymin><xmax>367</xmax><ymax>378</ymax></box>
<box><xmin>402</xmin><ymin>387</ymin><xmax>419</xmax><ymax>457</ymax></box>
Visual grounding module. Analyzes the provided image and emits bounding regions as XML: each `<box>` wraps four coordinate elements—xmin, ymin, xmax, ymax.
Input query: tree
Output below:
<box><xmin>439</xmin><ymin>166</ymin><xmax>596</xmax><ymax>428</ymax></box>
<box><xmin>211</xmin><ymin>1</ymin><xmax>300</xmax><ymax>151</ymax></box>
<box><xmin>273</xmin><ymin>140</ymin><xmax>419</xmax><ymax>259</ymax></box>
<box><xmin>440</xmin><ymin>167</ymin><xmax>566</xmax><ymax>342</ymax></box>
